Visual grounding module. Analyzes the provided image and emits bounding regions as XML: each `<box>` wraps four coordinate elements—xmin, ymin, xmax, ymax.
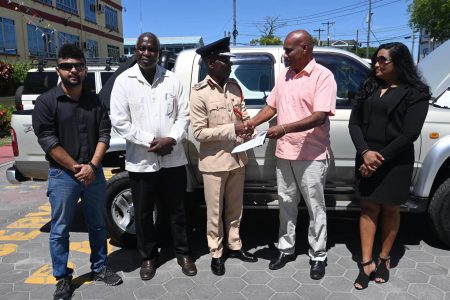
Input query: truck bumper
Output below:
<box><xmin>6</xmin><ymin>164</ymin><xmax>29</xmax><ymax>184</ymax></box>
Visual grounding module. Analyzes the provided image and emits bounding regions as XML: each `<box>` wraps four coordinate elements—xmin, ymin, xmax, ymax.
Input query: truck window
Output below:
<box><xmin>84</xmin><ymin>73</ymin><xmax>96</xmax><ymax>94</ymax></box>
<box><xmin>22</xmin><ymin>72</ymin><xmax>58</xmax><ymax>94</ymax></box>
<box><xmin>199</xmin><ymin>54</ymin><xmax>275</xmax><ymax>108</ymax></box>
<box><xmin>101</xmin><ymin>72</ymin><xmax>114</xmax><ymax>87</ymax></box>
<box><xmin>314</xmin><ymin>53</ymin><xmax>369</xmax><ymax>108</ymax></box>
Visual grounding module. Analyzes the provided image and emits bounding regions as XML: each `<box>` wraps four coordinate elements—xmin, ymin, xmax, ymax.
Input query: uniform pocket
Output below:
<box><xmin>208</xmin><ymin>102</ymin><xmax>229</xmax><ymax>125</ymax></box>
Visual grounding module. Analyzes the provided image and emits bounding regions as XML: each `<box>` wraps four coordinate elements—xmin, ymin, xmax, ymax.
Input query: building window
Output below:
<box><xmin>107</xmin><ymin>44</ymin><xmax>120</xmax><ymax>59</ymax></box>
<box><xmin>105</xmin><ymin>6</ymin><xmax>118</xmax><ymax>32</ymax></box>
<box><xmin>27</xmin><ymin>24</ymin><xmax>56</xmax><ymax>58</ymax></box>
<box><xmin>56</xmin><ymin>0</ymin><xmax>78</xmax><ymax>14</ymax></box>
<box><xmin>58</xmin><ymin>32</ymin><xmax>79</xmax><ymax>48</ymax></box>
<box><xmin>84</xmin><ymin>0</ymin><xmax>96</xmax><ymax>23</ymax></box>
<box><xmin>85</xmin><ymin>39</ymin><xmax>98</xmax><ymax>58</ymax></box>
<box><xmin>0</xmin><ymin>17</ymin><xmax>17</xmax><ymax>55</ymax></box>
<box><xmin>36</xmin><ymin>0</ymin><xmax>52</xmax><ymax>5</ymax></box>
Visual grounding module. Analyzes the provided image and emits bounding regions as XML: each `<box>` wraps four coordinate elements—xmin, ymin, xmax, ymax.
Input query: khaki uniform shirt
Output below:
<box><xmin>190</xmin><ymin>75</ymin><xmax>249</xmax><ymax>172</ymax></box>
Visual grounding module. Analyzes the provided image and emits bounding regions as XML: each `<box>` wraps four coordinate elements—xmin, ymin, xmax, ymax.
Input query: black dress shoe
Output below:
<box><xmin>228</xmin><ymin>249</ymin><xmax>258</xmax><ymax>262</ymax></box>
<box><xmin>211</xmin><ymin>257</ymin><xmax>225</xmax><ymax>276</ymax></box>
<box><xmin>140</xmin><ymin>259</ymin><xmax>156</xmax><ymax>281</ymax></box>
<box><xmin>310</xmin><ymin>260</ymin><xmax>326</xmax><ymax>280</ymax></box>
<box><xmin>268</xmin><ymin>252</ymin><xmax>295</xmax><ymax>270</ymax></box>
<box><xmin>177</xmin><ymin>256</ymin><xmax>197</xmax><ymax>276</ymax></box>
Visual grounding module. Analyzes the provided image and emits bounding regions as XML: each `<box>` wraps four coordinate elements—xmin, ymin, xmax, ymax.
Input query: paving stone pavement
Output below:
<box><xmin>1</xmin><ymin>163</ymin><xmax>450</xmax><ymax>300</ymax></box>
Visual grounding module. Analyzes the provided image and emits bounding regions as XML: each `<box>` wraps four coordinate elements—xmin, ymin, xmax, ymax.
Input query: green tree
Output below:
<box><xmin>250</xmin><ymin>16</ymin><xmax>285</xmax><ymax>46</ymax></box>
<box><xmin>409</xmin><ymin>0</ymin><xmax>450</xmax><ymax>41</ymax></box>
<box><xmin>13</xmin><ymin>62</ymin><xmax>32</xmax><ymax>86</ymax></box>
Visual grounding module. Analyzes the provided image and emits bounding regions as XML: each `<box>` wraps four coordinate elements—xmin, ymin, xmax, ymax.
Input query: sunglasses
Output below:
<box><xmin>372</xmin><ymin>56</ymin><xmax>392</xmax><ymax>65</ymax></box>
<box><xmin>58</xmin><ymin>63</ymin><xmax>86</xmax><ymax>71</ymax></box>
<box><xmin>137</xmin><ymin>46</ymin><xmax>158</xmax><ymax>53</ymax></box>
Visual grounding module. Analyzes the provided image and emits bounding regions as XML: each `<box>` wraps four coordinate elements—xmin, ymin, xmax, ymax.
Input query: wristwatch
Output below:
<box><xmin>88</xmin><ymin>161</ymin><xmax>98</xmax><ymax>172</ymax></box>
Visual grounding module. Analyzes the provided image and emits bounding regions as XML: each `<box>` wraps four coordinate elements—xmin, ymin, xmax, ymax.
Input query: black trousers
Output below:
<box><xmin>129</xmin><ymin>166</ymin><xmax>190</xmax><ymax>260</ymax></box>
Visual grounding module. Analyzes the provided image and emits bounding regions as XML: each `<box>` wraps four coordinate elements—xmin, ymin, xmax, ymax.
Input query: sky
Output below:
<box><xmin>121</xmin><ymin>0</ymin><xmax>418</xmax><ymax>59</ymax></box>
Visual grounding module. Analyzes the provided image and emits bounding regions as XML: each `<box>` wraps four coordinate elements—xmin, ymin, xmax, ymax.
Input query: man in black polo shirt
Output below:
<box><xmin>32</xmin><ymin>44</ymin><xmax>122</xmax><ymax>300</ymax></box>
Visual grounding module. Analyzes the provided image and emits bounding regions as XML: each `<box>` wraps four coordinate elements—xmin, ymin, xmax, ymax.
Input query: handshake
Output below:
<box><xmin>235</xmin><ymin>120</ymin><xmax>255</xmax><ymax>138</ymax></box>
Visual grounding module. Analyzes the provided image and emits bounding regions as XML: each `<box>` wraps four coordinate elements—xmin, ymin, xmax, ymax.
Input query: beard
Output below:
<box><xmin>60</xmin><ymin>74</ymin><xmax>83</xmax><ymax>88</ymax></box>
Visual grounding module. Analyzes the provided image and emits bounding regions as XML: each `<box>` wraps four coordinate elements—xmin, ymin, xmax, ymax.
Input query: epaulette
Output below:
<box><xmin>228</xmin><ymin>78</ymin><xmax>239</xmax><ymax>84</ymax></box>
<box><xmin>192</xmin><ymin>81</ymin><xmax>208</xmax><ymax>91</ymax></box>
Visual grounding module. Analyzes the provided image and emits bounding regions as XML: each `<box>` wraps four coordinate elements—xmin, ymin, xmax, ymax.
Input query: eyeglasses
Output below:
<box><xmin>137</xmin><ymin>46</ymin><xmax>158</xmax><ymax>53</ymax></box>
<box><xmin>283</xmin><ymin>44</ymin><xmax>310</xmax><ymax>54</ymax></box>
<box><xmin>57</xmin><ymin>63</ymin><xmax>86</xmax><ymax>71</ymax></box>
<box><xmin>372</xmin><ymin>56</ymin><xmax>392</xmax><ymax>65</ymax></box>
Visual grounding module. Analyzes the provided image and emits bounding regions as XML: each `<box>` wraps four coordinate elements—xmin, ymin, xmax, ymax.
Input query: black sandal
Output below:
<box><xmin>354</xmin><ymin>259</ymin><xmax>375</xmax><ymax>290</ymax></box>
<box><xmin>375</xmin><ymin>256</ymin><xmax>390</xmax><ymax>284</ymax></box>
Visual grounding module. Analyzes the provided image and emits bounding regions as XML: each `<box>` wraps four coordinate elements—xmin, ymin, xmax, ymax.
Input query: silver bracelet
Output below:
<box><xmin>280</xmin><ymin>124</ymin><xmax>287</xmax><ymax>135</ymax></box>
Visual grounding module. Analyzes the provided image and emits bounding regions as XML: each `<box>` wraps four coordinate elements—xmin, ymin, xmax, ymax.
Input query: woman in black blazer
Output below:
<box><xmin>349</xmin><ymin>42</ymin><xmax>430</xmax><ymax>290</ymax></box>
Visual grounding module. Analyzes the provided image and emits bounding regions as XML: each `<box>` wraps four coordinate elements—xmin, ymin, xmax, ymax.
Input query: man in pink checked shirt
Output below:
<box><xmin>246</xmin><ymin>29</ymin><xmax>337</xmax><ymax>280</ymax></box>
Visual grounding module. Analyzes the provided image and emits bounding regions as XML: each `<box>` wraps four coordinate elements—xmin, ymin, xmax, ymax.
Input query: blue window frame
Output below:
<box><xmin>56</xmin><ymin>0</ymin><xmax>78</xmax><ymax>14</ymax></box>
<box><xmin>36</xmin><ymin>0</ymin><xmax>52</xmax><ymax>5</ymax></box>
<box><xmin>84</xmin><ymin>0</ymin><xmax>96</xmax><ymax>23</ymax></box>
<box><xmin>0</xmin><ymin>17</ymin><xmax>17</xmax><ymax>54</ymax></box>
<box><xmin>27</xmin><ymin>24</ymin><xmax>56</xmax><ymax>57</ymax></box>
<box><xmin>105</xmin><ymin>6</ymin><xmax>118</xmax><ymax>32</ymax></box>
<box><xmin>58</xmin><ymin>32</ymin><xmax>79</xmax><ymax>47</ymax></box>
<box><xmin>107</xmin><ymin>44</ymin><xmax>120</xmax><ymax>59</ymax></box>
<box><xmin>86</xmin><ymin>39</ymin><xmax>98</xmax><ymax>58</ymax></box>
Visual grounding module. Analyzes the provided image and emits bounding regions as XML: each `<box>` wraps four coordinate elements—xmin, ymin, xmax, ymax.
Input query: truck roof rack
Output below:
<box><xmin>31</xmin><ymin>56</ymin><xmax>128</xmax><ymax>71</ymax></box>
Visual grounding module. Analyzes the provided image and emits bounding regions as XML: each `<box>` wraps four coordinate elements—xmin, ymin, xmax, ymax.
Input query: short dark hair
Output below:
<box><xmin>58</xmin><ymin>43</ymin><xmax>85</xmax><ymax>62</ymax></box>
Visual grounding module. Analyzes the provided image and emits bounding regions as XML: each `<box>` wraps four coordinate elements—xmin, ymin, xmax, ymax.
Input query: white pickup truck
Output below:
<box><xmin>7</xmin><ymin>44</ymin><xmax>450</xmax><ymax>247</ymax></box>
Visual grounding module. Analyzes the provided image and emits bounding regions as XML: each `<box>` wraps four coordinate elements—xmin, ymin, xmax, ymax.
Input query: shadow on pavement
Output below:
<box><xmin>39</xmin><ymin>201</ymin><xmax>450</xmax><ymax>275</ymax></box>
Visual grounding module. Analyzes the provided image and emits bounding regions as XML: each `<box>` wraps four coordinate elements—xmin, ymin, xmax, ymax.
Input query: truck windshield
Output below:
<box><xmin>22</xmin><ymin>72</ymin><xmax>58</xmax><ymax>94</ymax></box>
<box><xmin>199</xmin><ymin>53</ymin><xmax>275</xmax><ymax>108</ymax></box>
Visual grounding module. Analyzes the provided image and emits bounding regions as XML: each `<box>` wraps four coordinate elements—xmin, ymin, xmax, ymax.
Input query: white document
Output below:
<box><xmin>231</xmin><ymin>130</ymin><xmax>267</xmax><ymax>153</ymax></box>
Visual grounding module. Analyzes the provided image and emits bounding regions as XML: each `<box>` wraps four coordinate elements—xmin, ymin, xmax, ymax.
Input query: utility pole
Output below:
<box><xmin>366</xmin><ymin>0</ymin><xmax>372</xmax><ymax>58</ymax></box>
<box><xmin>411</xmin><ymin>30</ymin><xmax>417</xmax><ymax>62</ymax></box>
<box><xmin>322</xmin><ymin>21</ymin><xmax>335</xmax><ymax>46</ymax></box>
<box><xmin>314</xmin><ymin>28</ymin><xmax>325</xmax><ymax>46</ymax></box>
<box><xmin>232</xmin><ymin>0</ymin><xmax>238</xmax><ymax>46</ymax></box>
<box><xmin>355</xmin><ymin>29</ymin><xmax>359</xmax><ymax>54</ymax></box>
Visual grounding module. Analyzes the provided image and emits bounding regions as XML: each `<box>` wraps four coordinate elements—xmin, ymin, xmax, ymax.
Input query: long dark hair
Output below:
<box><xmin>355</xmin><ymin>42</ymin><xmax>429</xmax><ymax>101</ymax></box>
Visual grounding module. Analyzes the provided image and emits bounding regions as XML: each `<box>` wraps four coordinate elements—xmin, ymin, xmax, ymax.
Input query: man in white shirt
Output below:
<box><xmin>110</xmin><ymin>32</ymin><xmax>196</xmax><ymax>281</ymax></box>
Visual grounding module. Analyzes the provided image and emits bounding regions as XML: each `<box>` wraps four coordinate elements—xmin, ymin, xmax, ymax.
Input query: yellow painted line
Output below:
<box><xmin>0</xmin><ymin>243</ymin><xmax>17</xmax><ymax>256</ymax></box>
<box><xmin>7</xmin><ymin>217</ymin><xmax>50</xmax><ymax>229</ymax></box>
<box><xmin>0</xmin><ymin>230</ymin><xmax>41</xmax><ymax>241</ymax></box>
<box><xmin>26</xmin><ymin>204</ymin><xmax>51</xmax><ymax>217</ymax></box>
<box><xmin>103</xmin><ymin>168</ymin><xmax>120</xmax><ymax>180</ymax></box>
<box><xmin>25</xmin><ymin>262</ymin><xmax>91</xmax><ymax>285</ymax></box>
<box><xmin>70</xmin><ymin>239</ymin><xmax>114</xmax><ymax>255</ymax></box>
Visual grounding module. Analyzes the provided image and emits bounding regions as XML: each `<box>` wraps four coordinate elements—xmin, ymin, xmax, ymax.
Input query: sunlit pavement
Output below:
<box><xmin>1</xmin><ymin>162</ymin><xmax>450</xmax><ymax>300</ymax></box>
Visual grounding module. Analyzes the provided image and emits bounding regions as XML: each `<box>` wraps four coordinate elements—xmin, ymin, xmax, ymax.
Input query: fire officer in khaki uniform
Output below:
<box><xmin>190</xmin><ymin>37</ymin><xmax>258</xmax><ymax>276</ymax></box>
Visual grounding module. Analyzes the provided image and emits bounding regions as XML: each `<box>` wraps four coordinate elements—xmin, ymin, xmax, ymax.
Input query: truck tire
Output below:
<box><xmin>15</xmin><ymin>85</ymin><xmax>24</xmax><ymax>111</ymax></box>
<box><xmin>428</xmin><ymin>177</ymin><xmax>450</xmax><ymax>247</ymax></box>
<box><xmin>105</xmin><ymin>171</ymin><xmax>162</xmax><ymax>247</ymax></box>
<box><xmin>105</xmin><ymin>171</ymin><xmax>136</xmax><ymax>247</ymax></box>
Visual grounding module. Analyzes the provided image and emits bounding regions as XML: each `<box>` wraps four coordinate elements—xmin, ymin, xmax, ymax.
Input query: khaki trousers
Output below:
<box><xmin>276</xmin><ymin>158</ymin><xmax>328</xmax><ymax>261</ymax></box>
<box><xmin>202</xmin><ymin>167</ymin><xmax>245</xmax><ymax>258</ymax></box>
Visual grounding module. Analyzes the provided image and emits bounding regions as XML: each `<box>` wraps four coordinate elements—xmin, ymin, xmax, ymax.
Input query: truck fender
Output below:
<box><xmin>412</xmin><ymin>135</ymin><xmax>450</xmax><ymax>197</ymax></box>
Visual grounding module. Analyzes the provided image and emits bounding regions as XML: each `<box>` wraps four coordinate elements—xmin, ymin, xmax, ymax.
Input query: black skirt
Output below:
<box><xmin>355</xmin><ymin>148</ymin><xmax>414</xmax><ymax>205</ymax></box>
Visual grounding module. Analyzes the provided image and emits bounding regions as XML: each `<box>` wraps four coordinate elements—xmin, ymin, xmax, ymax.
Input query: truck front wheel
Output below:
<box><xmin>105</xmin><ymin>171</ymin><xmax>162</xmax><ymax>247</ymax></box>
<box><xmin>428</xmin><ymin>177</ymin><xmax>450</xmax><ymax>247</ymax></box>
